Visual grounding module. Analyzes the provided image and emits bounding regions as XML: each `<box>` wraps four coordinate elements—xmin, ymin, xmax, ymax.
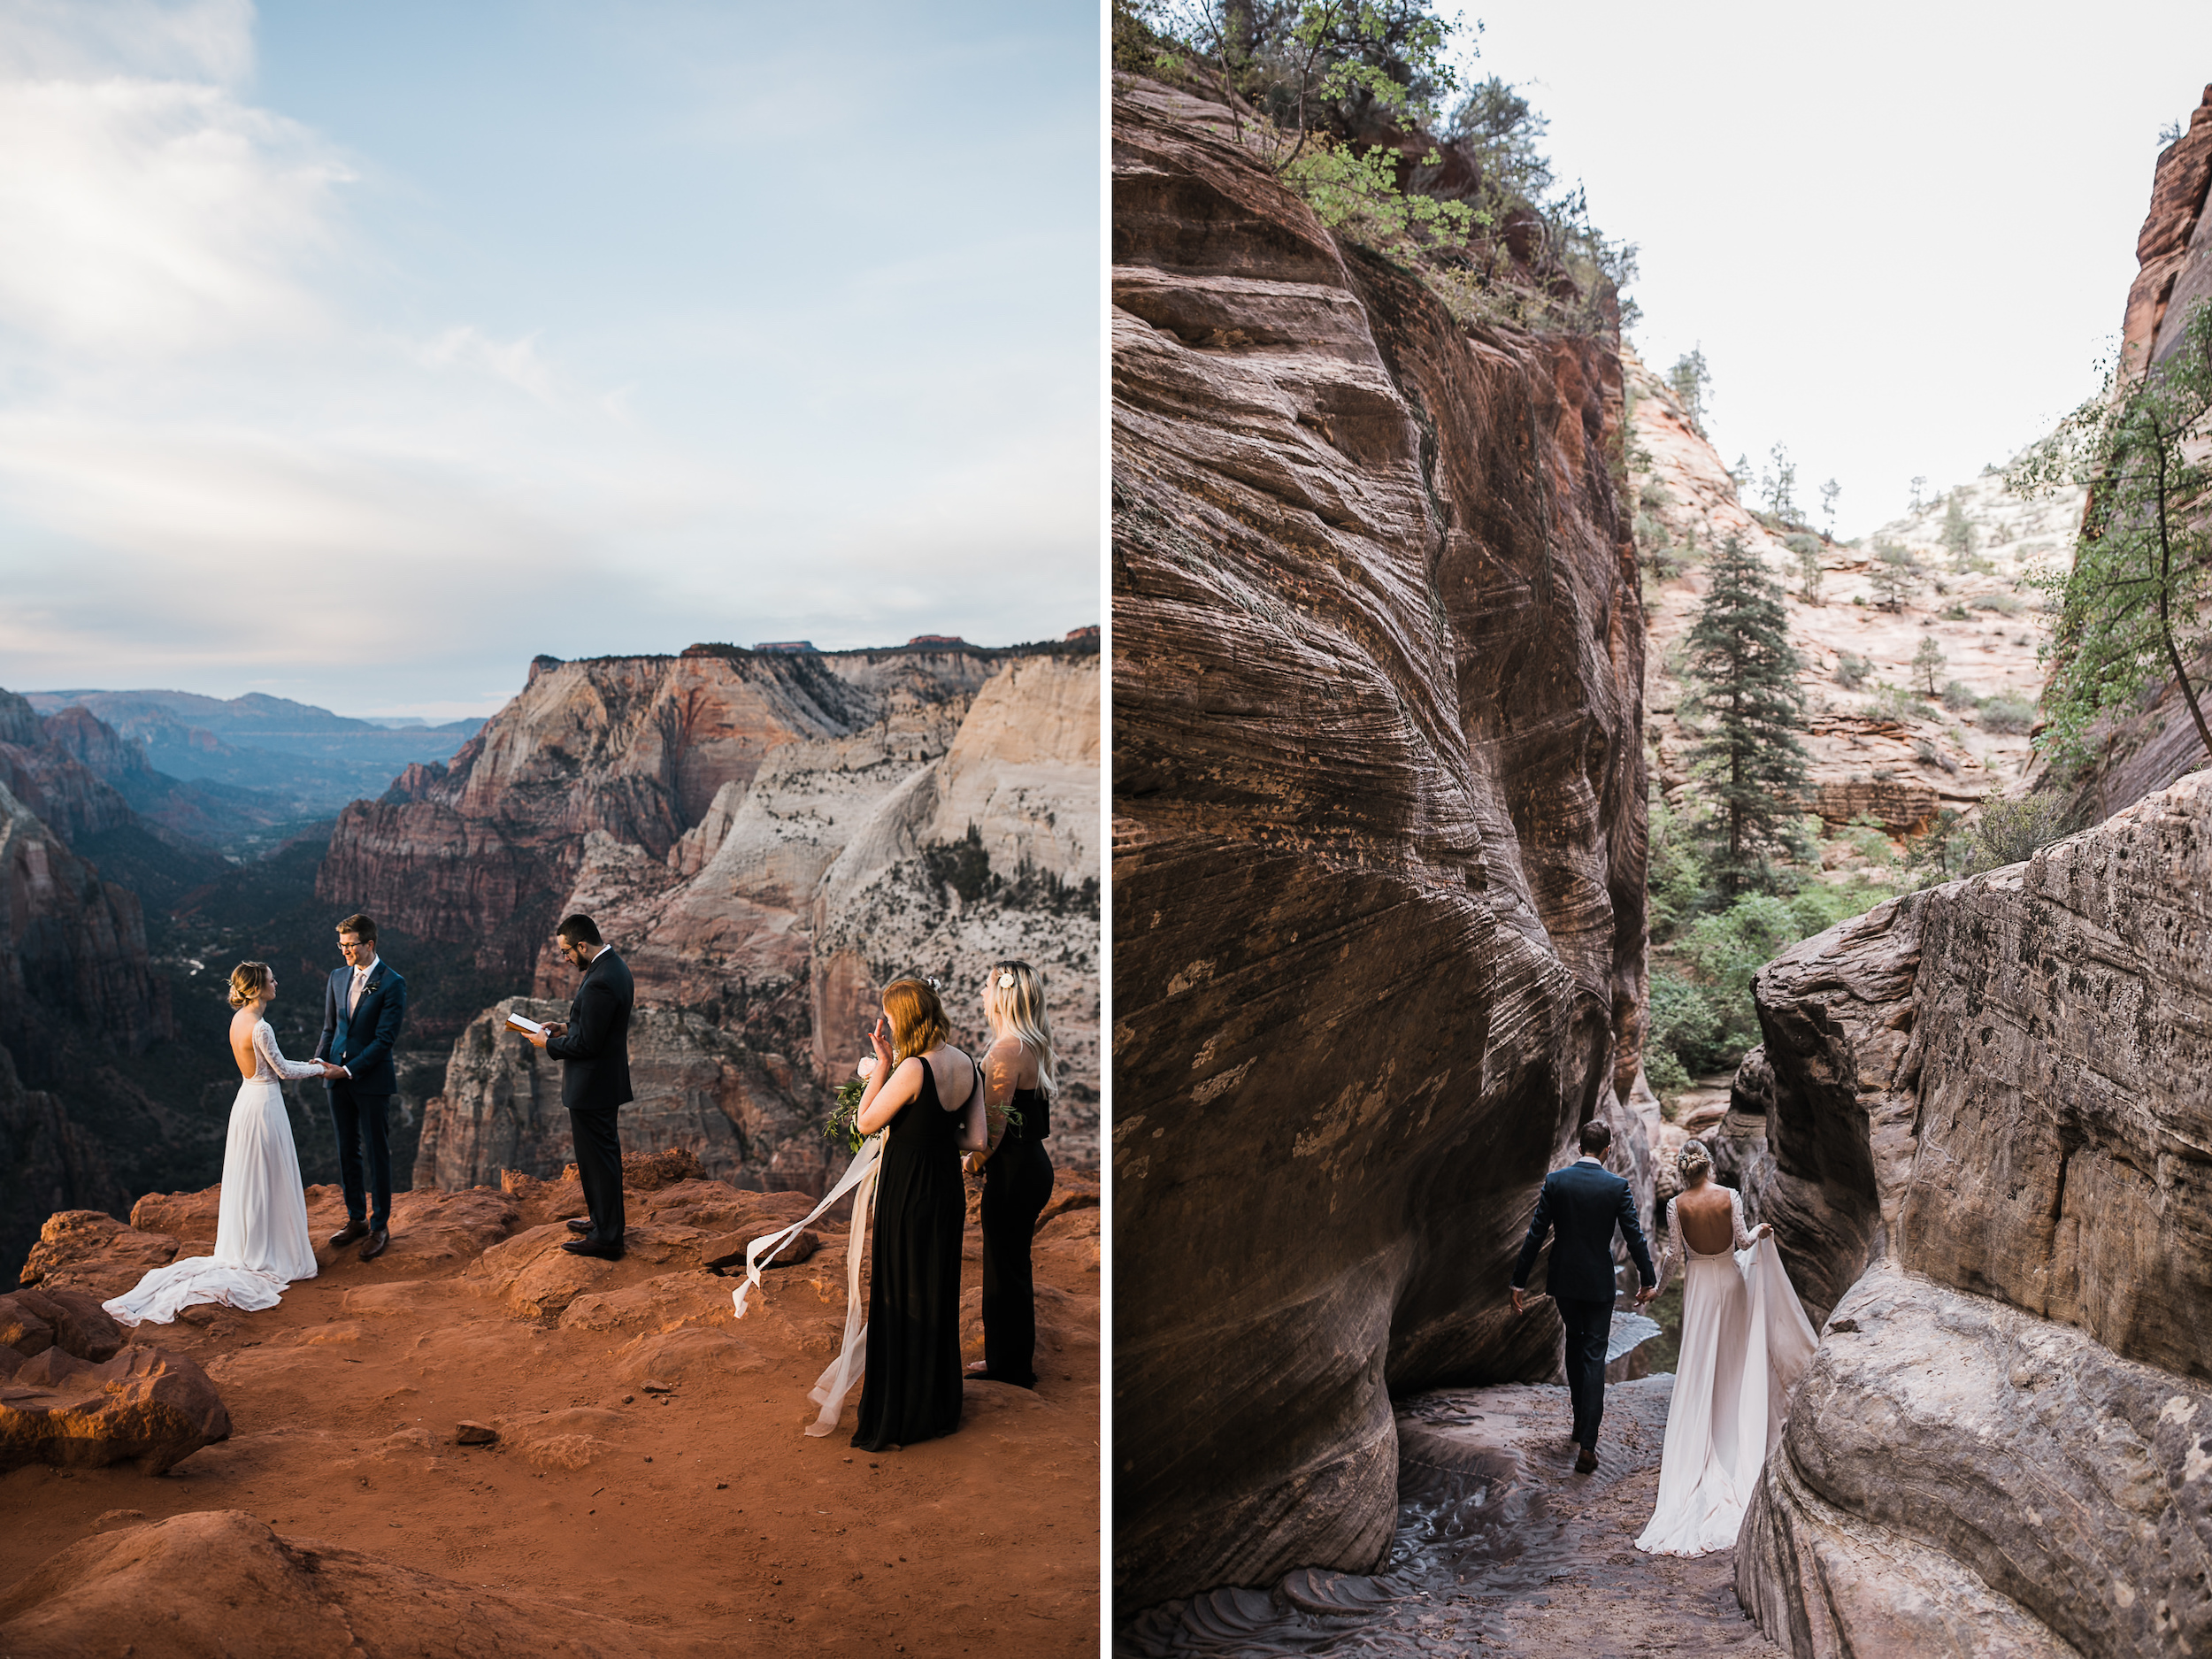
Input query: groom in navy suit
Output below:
<box><xmin>1510</xmin><ymin>1118</ymin><xmax>1657</xmax><ymax>1472</ymax></box>
<box><xmin>316</xmin><ymin>911</ymin><xmax>407</xmax><ymax>1262</ymax></box>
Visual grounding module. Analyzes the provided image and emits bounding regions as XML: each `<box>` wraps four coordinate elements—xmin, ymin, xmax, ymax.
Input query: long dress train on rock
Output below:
<box><xmin>1634</xmin><ymin>1187</ymin><xmax>1817</xmax><ymax>1557</ymax></box>
<box><xmin>103</xmin><ymin>1020</ymin><xmax>319</xmax><ymax>1325</ymax></box>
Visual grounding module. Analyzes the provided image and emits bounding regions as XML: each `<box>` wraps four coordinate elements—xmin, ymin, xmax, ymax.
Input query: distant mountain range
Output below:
<box><xmin>21</xmin><ymin>689</ymin><xmax>484</xmax><ymax>818</ymax></box>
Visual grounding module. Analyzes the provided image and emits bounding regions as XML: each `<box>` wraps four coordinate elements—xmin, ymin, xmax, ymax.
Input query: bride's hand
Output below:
<box><xmin>1755</xmin><ymin>1222</ymin><xmax>1773</xmax><ymax>1240</ymax></box>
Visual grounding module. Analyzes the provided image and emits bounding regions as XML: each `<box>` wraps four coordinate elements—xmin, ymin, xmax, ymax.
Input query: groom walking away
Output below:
<box><xmin>1510</xmin><ymin>1119</ymin><xmax>1658</xmax><ymax>1473</ymax></box>
<box><xmin>527</xmin><ymin>914</ymin><xmax>634</xmax><ymax>1261</ymax></box>
<box><xmin>317</xmin><ymin>913</ymin><xmax>407</xmax><ymax>1262</ymax></box>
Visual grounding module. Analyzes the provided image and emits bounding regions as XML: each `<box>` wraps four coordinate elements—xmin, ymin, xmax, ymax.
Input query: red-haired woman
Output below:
<box><xmin>849</xmin><ymin>977</ymin><xmax>987</xmax><ymax>1449</ymax></box>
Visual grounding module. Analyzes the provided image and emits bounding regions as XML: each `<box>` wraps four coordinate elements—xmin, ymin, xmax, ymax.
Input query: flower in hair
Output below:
<box><xmin>997</xmin><ymin>971</ymin><xmax>1016</xmax><ymax>989</ymax></box>
<box><xmin>924</xmin><ymin>976</ymin><xmax>941</xmax><ymax>992</ymax></box>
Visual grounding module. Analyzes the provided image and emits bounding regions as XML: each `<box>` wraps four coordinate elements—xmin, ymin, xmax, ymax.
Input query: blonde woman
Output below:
<box><xmin>965</xmin><ymin>960</ymin><xmax>1056</xmax><ymax>1388</ymax></box>
<box><xmin>1634</xmin><ymin>1141</ymin><xmax>1817</xmax><ymax>1555</ymax></box>
<box><xmin>104</xmin><ymin>963</ymin><xmax>336</xmax><ymax>1325</ymax></box>
<box><xmin>849</xmin><ymin>977</ymin><xmax>987</xmax><ymax>1450</ymax></box>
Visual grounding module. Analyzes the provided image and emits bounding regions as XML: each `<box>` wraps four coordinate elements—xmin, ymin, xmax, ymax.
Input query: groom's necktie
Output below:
<box><xmin>349</xmin><ymin>970</ymin><xmax>368</xmax><ymax>1014</ymax></box>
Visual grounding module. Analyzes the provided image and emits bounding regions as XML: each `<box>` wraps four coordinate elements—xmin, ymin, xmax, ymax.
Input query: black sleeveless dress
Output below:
<box><xmin>979</xmin><ymin>1081</ymin><xmax>1054</xmax><ymax>1387</ymax></box>
<box><xmin>851</xmin><ymin>1054</ymin><xmax>970</xmax><ymax>1450</ymax></box>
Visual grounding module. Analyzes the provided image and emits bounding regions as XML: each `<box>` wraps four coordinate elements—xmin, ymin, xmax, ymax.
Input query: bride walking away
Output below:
<box><xmin>104</xmin><ymin>962</ymin><xmax>334</xmax><ymax>1325</ymax></box>
<box><xmin>1635</xmin><ymin>1141</ymin><xmax>1819</xmax><ymax>1556</ymax></box>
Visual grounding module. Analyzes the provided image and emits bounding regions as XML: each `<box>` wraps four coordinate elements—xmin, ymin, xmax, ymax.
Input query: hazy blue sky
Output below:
<box><xmin>1473</xmin><ymin>0</ymin><xmax>2212</xmax><ymax>539</ymax></box>
<box><xmin>0</xmin><ymin>0</ymin><xmax>1099</xmax><ymax>718</ymax></box>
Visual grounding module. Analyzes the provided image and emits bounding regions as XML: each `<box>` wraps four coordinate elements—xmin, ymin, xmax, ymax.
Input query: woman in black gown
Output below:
<box><xmin>850</xmin><ymin>977</ymin><xmax>987</xmax><ymax>1451</ymax></box>
<box><xmin>965</xmin><ymin>960</ymin><xmax>1057</xmax><ymax>1388</ymax></box>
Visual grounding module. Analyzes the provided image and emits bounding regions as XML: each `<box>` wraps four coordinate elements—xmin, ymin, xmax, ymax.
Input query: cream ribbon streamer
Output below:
<box><xmin>731</xmin><ymin>1132</ymin><xmax>883</xmax><ymax>1437</ymax></box>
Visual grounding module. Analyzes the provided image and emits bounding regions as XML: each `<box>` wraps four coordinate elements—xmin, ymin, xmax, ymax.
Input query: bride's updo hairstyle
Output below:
<box><xmin>228</xmin><ymin>961</ymin><xmax>274</xmax><ymax>1009</ymax></box>
<box><xmin>881</xmin><ymin>978</ymin><xmax>950</xmax><ymax>1064</ymax></box>
<box><xmin>1677</xmin><ymin>1141</ymin><xmax>1714</xmax><ymax>1184</ymax></box>
<box><xmin>984</xmin><ymin>960</ymin><xmax>1056</xmax><ymax>1097</ymax></box>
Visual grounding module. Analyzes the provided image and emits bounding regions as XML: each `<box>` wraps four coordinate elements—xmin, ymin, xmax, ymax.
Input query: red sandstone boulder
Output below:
<box><xmin>0</xmin><ymin>1343</ymin><xmax>228</xmax><ymax>1474</ymax></box>
<box><xmin>0</xmin><ymin>1509</ymin><xmax>687</xmax><ymax>1656</ymax></box>
<box><xmin>17</xmin><ymin>1211</ymin><xmax>180</xmax><ymax>1299</ymax></box>
<box><xmin>0</xmin><ymin>1288</ymin><xmax>123</xmax><ymax>1363</ymax></box>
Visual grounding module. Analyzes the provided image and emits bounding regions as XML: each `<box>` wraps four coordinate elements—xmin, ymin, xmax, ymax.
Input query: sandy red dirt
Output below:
<box><xmin>1</xmin><ymin>1163</ymin><xmax>1102</xmax><ymax>1656</ymax></box>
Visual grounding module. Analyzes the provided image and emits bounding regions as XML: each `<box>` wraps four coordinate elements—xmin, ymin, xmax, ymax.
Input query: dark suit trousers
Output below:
<box><xmin>327</xmin><ymin>1079</ymin><xmax>392</xmax><ymax>1230</ymax></box>
<box><xmin>1556</xmin><ymin>1294</ymin><xmax>1614</xmax><ymax>1451</ymax></box>
<box><xmin>569</xmin><ymin>1107</ymin><xmax>625</xmax><ymax>1240</ymax></box>
<box><xmin>979</xmin><ymin>1134</ymin><xmax>1053</xmax><ymax>1386</ymax></box>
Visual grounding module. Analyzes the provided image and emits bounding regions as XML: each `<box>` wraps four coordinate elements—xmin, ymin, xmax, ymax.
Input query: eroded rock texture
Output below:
<box><xmin>335</xmin><ymin>645</ymin><xmax>1102</xmax><ymax>1187</ymax></box>
<box><xmin>1111</xmin><ymin>78</ymin><xmax>1647</xmax><ymax>1610</ymax></box>
<box><xmin>1739</xmin><ymin>771</ymin><xmax>2212</xmax><ymax>1654</ymax></box>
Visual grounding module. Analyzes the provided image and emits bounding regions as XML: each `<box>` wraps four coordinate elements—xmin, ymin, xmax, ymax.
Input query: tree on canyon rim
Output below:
<box><xmin>1684</xmin><ymin>533</ymin><xmax>1812</xmax><ymax>895</ymax></box>
<box><xmin>2012</xmin><ymin>298</ymin><xmax>2212</xmax><ymax>765</ymax></box>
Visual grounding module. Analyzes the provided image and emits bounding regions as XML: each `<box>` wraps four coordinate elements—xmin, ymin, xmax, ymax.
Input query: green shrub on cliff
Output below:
<box><xmin>2012</xmin><ymin>297</ymin><xmax>2212</xmax><ymax>768</ymax></box>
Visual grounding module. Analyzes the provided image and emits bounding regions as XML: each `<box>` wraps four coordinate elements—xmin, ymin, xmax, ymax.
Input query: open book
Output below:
<box><xmin>504</xmin><ymin>1013</ymin><xmax>548</xmax><ymax>1037</ymax></box>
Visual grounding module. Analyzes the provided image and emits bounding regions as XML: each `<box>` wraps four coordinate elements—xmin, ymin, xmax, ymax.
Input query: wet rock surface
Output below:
<box><xmin>1119</xmin><ymin>1379</ymin><xmax>1781</xmax><ymax>1658</ymax></box>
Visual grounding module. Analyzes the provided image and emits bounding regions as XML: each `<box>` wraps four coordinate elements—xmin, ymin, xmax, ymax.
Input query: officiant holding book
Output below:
<box><xmin>526</xmin><ymin>913</ymin><xmax>634</xmax><ymax>1260</ymax></box>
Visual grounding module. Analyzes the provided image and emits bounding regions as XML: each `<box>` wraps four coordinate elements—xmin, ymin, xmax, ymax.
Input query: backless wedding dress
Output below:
<box><xmin>103</xmin><ymin>1020</ymin><xmax>319</xmax><ymax>1325</ymax></box>
<box><xmin>1634</xmin><ymin>1186</ymin><xmax>1817</xmax><ymax>1556</ymax></box>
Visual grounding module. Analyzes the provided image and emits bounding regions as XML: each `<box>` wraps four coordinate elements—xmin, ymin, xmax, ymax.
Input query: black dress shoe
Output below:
<box><xmin>359</xmin><ymin>1228</ymin><xmax>390</xmax><ymax>1263</ymax></box>
<box><xmin>565</xmin><ymin>1217</ymin><xmax>593</xmax><ymax>1233</ymax></box>
<box><xmin>1574</xmin><ymin>1446</ymin><xmax>1598</xmax><ymax>1474</ymax></box>
<box><xmin>329</xmin><ymin>1219</ymin><xmax>369</xmax><ymax>1248</ymax></box>
<box><xmin>561</xmin><ymin>1239</ymin><xmax>624</xmax><ymax>1261</ymax></box>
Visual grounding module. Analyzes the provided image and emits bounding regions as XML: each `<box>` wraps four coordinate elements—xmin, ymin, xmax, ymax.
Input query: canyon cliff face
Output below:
<box><xmin>1732</xmin><ymin>768</ymin><xmax>2212</xmax><ymax>1655</ymax></box>
<box><xmin>1110</xmin><ymin>78</ymin><xmax>1647</xmax><ymax>1611</ymax></box>
<box><xmin>371</xmin><ymin>646</ymin><xmax>1101</xmax><ymax>1196</ymax></box>
<box><xmin>2067</xmin><ymin>83</ymin><xmax>2212</xmax><ymax>825</ymax></box>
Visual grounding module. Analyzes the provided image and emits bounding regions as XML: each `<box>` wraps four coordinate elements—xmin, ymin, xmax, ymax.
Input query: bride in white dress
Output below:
<box><xmin>1634</xmin><ymin>1141</ymin><xmax>1819</xmax><ymax>1557</ymax></box>
<box><xmin>104</xmin><ymin>961</ymin><xmax>331</xmax><ymax>1325</ymax></box>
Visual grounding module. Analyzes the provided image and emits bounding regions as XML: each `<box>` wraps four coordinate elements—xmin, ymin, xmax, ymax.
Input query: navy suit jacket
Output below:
<box><xmin>316</xmin><ymin>961</ymin><xmax>407</xmax><ymax>1095</ymax></box>
<box><xmin>545</xmin><ymin>949</ymin><xmax>634</xmax><ymax>1114</ymax></box>
<box><xmin>1512</xmin><ymin>1157</ymin><xmax>1657</xmax><ymax>1303</ymax></box>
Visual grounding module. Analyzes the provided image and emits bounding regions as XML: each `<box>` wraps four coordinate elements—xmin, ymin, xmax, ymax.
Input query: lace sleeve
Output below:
<box><xmin>255</xmin><ymin>1020</ymin><xmax>326</xmax><ymax>1082</ymax></box>
<box><xmin>1730</xmin><ymin>1186</ymin><xmax>1756</xmax><ymax>1251</ymax></box>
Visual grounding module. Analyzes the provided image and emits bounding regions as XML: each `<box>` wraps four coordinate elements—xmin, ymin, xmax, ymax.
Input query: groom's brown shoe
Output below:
<box><xmin>1574</xmin><ymin>1447</ymin><xmax>1598</xmax><ymax>1474</ymax></box>
<box><xmin>329</xmin><ymin>1219</ymin><xmax>369</xmax><ymax>1248</ymax></box>
<box><xmin>360</xmin><ymin>1228</ymin><xmax>390</xmax><ymax>1262</ymax></box>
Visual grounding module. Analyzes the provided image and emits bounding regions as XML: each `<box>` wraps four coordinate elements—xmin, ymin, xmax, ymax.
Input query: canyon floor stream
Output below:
<box><xmin>1119</xmin><ymin>1377</ymin><xmax>1782</xmax><ymax>1657</ymax></box>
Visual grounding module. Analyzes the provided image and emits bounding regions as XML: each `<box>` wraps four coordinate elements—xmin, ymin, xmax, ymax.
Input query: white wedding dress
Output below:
<box><xmin>103</xmin><ymin>1019</ymin><xmax>319</xmax><ymax>1325</ymax></box>
<box><xmin>1634</xmin><ymin>1185</ymin><xmax>1818</xmax><ymax>1556</ymax></box>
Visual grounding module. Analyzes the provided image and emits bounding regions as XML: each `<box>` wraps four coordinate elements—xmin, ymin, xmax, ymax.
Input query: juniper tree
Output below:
<box><xmin>1684</xmin><ymin>533</ymin><xmax>1812</xmax><ymax>895</ymax></box>
<box><xmin>1870</xmin><ymin>539</ymin><xmax>1921</xmax><ymax>611</ymax></box>
<box><xmin>1669</xmin><ymin>347</ymin><xmax>1711</xmax><ymax>434</ymax></box>
<box><xmin>2012</xmin><ymin>298</ymin><xmax>2212</xmax><ymax>764</ymax></box>
<box><xmin>1912</xmin><ymin>634</ymin><xmax>1947</xmax><ymax>697</ymax></box>
<box><xmin>1940</xmin><ymin>492</ymin><xmax>1975</xmax><ymax>570</ymax></box>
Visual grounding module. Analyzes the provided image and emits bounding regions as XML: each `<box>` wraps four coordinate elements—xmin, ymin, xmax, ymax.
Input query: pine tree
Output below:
<box><xmin>1912</xmin><ymin>634</ymin><xmax>1947</xmax><ymax>696</ymax></box>
<box><xmin>1685</xmin><ymin>534</ymin><xmax>1811</xmax><ymax>895</ymax></box>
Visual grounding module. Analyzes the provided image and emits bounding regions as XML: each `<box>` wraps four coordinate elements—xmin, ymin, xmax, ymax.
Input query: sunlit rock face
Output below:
<box><xmin>1739</xmin><ymin>770</ymin><xmax>2212</xmax><ymax>1655</ymax></box>
<box><xmin>1110</xmin><ymin>76</ymin><xmax>1648</xmax><ymax>1612</ymax></box>
<box><xmin>387</xmin><ymin>648</ymin><xmax>1102</xmax><ymax>1199</ymax></box>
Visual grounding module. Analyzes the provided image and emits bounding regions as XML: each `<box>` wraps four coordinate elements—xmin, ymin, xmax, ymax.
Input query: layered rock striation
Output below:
<box><xmin>1736</xmin><ymin>769</ymin><xmax>2212</xmax><ymax>1653</ymax></box>
<box><xmin>366</xmin><ymin>644</ymin><xmax>1102</xmax><ymax>1194</ymax></box>
<box><xmin>1111</xmin><ymin>78</ymin><xmax>1647</xmax><ymax>1609</ymax></box>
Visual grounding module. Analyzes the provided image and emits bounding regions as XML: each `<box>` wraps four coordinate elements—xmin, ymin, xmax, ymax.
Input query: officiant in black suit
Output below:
<box><xmin>1509</xmin><ymin>1118</ymin><xmax>1658</xmax><ymax>1473</ymax></box>
<box><xmin>526</xmin><ymin>913</ymin><xmax>634</xmax><ymax>1261</ymax></box>
<box><xmin>316</xmin><ymin>912</ymin><xmax>408</xmax><ymax>1262</ymax></box>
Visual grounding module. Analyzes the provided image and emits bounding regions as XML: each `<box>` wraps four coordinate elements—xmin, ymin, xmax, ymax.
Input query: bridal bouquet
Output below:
<box><xmin>826</xmin><ymin>1056</ymin><xmax>874</xmax><ymax>1154</ymax></box>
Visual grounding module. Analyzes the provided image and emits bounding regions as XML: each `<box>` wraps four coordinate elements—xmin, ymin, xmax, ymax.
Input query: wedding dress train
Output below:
<box><xmin>1634</xmin><ymin>1186</ymin><xmax>1817</xmax><ymax>1556</ymax></box>
<box><xmin>103</xmin><ymin>1020</ymin><xmax>319</xmax><ymax>1325</ymax></box>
